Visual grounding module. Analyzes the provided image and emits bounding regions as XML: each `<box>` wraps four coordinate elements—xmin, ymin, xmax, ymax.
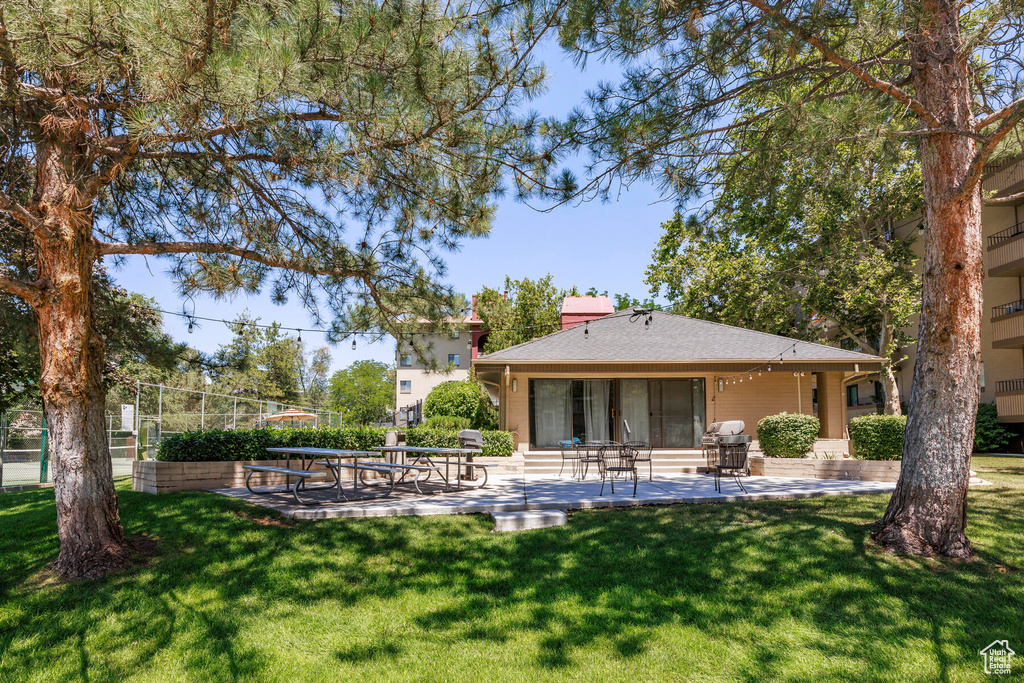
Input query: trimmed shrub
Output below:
<box><xmin>423</xmin><ymin>379</ymin><xmax>498</xmax><ymax>430</ymax></box>
<box><xmin>425</xmin><ymin>415</ymin><xmax>472</xmax><ymax>431</ymax></box>
<box><xmin>424</xmin><ymin>381</ymin><xmax>480</xmax><ymax>421</ymax></box>
<box><xmin>405</xmin><ymin>426</ymin><xmax>515</xmax><ymax>457</ymax></box>
<box><xmin>756</xmin><ymin>413</ymin><xmax>820</xmax><ymax>458</ymax></box>
<box><xmin>974</xmin><ymin>403</ymin><xmax>1013</xmax><ymax>453</ymax></box>
<box><xmin>849</xmin><ymin>414</ymin><xmax>906</xmax><ymax>460</ymax></box>
<box><xmin>157</xmin><ymin>426</ymin><xmax>388</xmax><ymax>462</ymax></box>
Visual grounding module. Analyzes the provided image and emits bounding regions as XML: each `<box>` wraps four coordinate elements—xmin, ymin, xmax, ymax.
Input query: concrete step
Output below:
<box><xmin>491</xmin><ymin>510</ymin><xmax>568</xmax><ymax>532</ymax></box>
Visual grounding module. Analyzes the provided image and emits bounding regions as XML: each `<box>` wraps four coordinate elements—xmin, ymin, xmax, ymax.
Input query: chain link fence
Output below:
<box><xmin>1</xmin><ymin>382</ymin><xmax>341</xmax><ymax>487</ymax></box>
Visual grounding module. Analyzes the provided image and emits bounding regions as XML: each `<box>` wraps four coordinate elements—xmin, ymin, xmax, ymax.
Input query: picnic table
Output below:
<box><xmin>250</xmin><ymin>447</ymin><xmax>407</xmax><ymax>502</ymax></box>
<box><xmin>372</xmin><ymin>445</ymin><xmax>488</xmax><ymax>491</ymax></box>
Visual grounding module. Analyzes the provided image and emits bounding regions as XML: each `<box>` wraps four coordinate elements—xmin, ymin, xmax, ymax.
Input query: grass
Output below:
<box><xmin>1</xmin><ymin>459</ymin><xmax>1023</xmax><ymax>682</ymax></box>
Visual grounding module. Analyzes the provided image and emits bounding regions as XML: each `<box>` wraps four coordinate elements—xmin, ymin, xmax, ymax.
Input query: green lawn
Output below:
<box><xmin>2</xmin><ymin>459</ymin><xmax>1023</xmax><ymax>683</ymax></box>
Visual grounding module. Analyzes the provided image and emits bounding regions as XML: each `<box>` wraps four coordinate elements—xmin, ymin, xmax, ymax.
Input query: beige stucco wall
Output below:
<box><xmin>395</xmin><ymin>331</ymin><xmax>473</xmax><ymax>410</ymax></box>
<box><xmin>499</xmin><ymin>369</ymin><xmax>836</xmax><ymax>450</ymax></box>
<box><xmin>893</xmin><ymin>204</ymin><xmax>1024</xmax><ymax>410</ymax></box>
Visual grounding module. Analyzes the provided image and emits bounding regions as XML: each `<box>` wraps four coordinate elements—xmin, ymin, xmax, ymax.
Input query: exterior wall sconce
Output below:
<box><xmin>512</xmin><ymin>379</ymin><xmax>518</xmax><ymax>392</ymax></box>
<box><xmin>718</xmin><ymin>379</ymin><xmax>724</xmax><ymax>392</ymax></box>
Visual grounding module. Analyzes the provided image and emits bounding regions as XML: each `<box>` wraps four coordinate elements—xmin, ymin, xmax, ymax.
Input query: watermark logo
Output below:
<box><xmin>980</xmin><ymin>640</ymin><xmax>1015</xmax><ymax>675</ymax></box>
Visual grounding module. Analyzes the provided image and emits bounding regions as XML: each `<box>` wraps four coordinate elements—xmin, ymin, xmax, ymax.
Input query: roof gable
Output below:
<box><xmin>477</xmin><ymin>309</ymin><xmax>884</xmax><ymax>363</ymax></box>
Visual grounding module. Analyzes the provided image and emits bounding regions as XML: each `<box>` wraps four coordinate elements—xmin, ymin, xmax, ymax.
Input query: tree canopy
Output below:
<box><xmin>647</xmin><ymin>132</ymin><xmax>922</xmax><ymax>413</ymax></box>
<box><xmin>474</xmin><ymin>274</ymin><xmax>569</xmax><ymax>353</ymax></box>
<box><xmin>548</xmin><ymin>0</ymin><xmax>1024</xmax><ymax>556</ymax></box>
<box><xmin>0</xmin><ymin>0</ymin><xmax>562</xmax><ymax>578</ymax></box>
<box><xmin>328</xmin><ymin>360</ymin><xmax>394</xmax><ymax>426</ymax></box>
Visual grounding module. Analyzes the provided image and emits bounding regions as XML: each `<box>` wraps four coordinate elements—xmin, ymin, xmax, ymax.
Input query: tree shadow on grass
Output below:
<box><xmin>2</xmin><ymin>484</ymin><xmax>1023</xmax><ymax>681</ymax></box>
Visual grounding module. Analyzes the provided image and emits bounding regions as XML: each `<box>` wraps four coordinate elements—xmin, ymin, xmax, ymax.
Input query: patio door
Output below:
<box><xmin>649</xmin><ymin>380</ymin><xmax>705</xmax><ymax>448</ymax></box>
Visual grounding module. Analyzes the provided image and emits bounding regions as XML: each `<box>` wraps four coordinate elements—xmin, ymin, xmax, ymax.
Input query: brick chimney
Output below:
<box><xmin>560</xmin><ymin>295</ymin><xmax>614</xmax><ymax>329</ymax></box>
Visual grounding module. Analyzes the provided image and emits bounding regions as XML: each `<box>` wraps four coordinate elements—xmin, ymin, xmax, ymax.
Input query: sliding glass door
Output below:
<box><xmin>529</xmin><ymin>378</ymin><xmax>705</xmax><ymax>448</ymax></box>
<box><xmin>649</xmin><ymin>379</ymin><xmax>705</xmax><ymax>448</ymax></box>
<box><xmin>620</xmin><ymin>379</ymin><xmax>650</xmax><ymax>443</ymax></box>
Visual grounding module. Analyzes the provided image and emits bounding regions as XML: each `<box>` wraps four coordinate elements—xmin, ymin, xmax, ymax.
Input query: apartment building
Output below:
<box><xmin>851</xmin><ymin>160</ymin><xmax>1024</xmax><ymax>424</ymax></box>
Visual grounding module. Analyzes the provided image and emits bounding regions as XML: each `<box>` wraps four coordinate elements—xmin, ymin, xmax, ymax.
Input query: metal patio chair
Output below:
<box><xmin>557</xmin><ymin>438</ymin><xmax>582</xmax><ymax>478</ymax></box>
<box><xmin>600</xmin><ymin>444</ymin><xmax>638</xmax><ymax>497</ymax></box>
<box><xmin>714</xmin><ymin>435</ymin><xmax>752</xmax><ymax>494</ymax></box>
<box><xmin>577</xmin><ymin>441</ymin><xmax>605</xmax><ymax>480</ymax></box>
<box><xmin>622</xmin><ymin>440</ymin><xmax>653</xmax><ymax>480</ymax></box>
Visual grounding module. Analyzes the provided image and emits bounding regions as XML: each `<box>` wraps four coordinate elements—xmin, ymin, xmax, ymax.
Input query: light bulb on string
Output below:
<box><xmin>584</xmin><ymin>321</ymin><xmax>589</xmax><ymax>339</ymax></box>
<box><xmin>188</xmin><ymin>318</ymin><xmax>194</xmax><ymax>334</ymax></box>
<box><xmin>297</xmin><ymin>330</ymin><xmax>302</xmax><ymax>343</ymax></box>
<box><xmin>351</xmin><ymin>337</ymin><xmax>357</xmax><ymax>351</ymax></box>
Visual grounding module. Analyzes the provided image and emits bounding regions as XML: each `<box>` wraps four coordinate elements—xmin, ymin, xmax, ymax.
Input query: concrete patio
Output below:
<box><xmin>213</xmin><ymin>473</ymin><xmax>896</xmax><ymax>520</ymax></box>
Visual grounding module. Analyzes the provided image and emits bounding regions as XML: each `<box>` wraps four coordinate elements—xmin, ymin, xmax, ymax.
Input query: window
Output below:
<box><xmin>448</xmin><ymin>353</ymin><xmax>460</xmax><ymax>366</ymax></box>
<box><xmin>846</xmin><ymin>385</ymin><xmax>859</xmax><ymax>407</ymax></box>
<box><xmin>399</xmin><ymin>354</ymin><xmax>412</xmax><ymax>367</ymax></box>
<box><xmin>450</xmin><ymin>330</ymin><xmax>460</xmax><ymax>339</ymax></box>
<box><xmin>400</xmin><ymin>380</ymin><xmax>412</xmax><ymax>394</ymax></box>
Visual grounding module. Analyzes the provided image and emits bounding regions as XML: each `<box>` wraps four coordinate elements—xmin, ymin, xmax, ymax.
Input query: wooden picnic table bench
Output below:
<box><xmin>242</xmin><ymin>465</ymin><xmax>327</xmax><ymax>505</ymax></box>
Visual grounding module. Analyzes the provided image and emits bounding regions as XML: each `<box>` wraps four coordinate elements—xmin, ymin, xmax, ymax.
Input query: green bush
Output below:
<box><xmin>423</xmin><ymin>379</ymin><xmax>498</xmax><ymax>430</ymax></box>
<box><xmin>756</xmin><ymin>413</ymin><xmax>820</xmax><ymax>458</ymax></box>
<box><xmin>157</xmin><ymin>426</ymin><xmax>388</xmax><ymax>462</ymax></box>
<box><xmin>425</xmin><ymin>414</ymin><xmax>472</xmax><ymax>431</ymax></box>
<box><xmin>405</xmin><ymin>426</ymin><xmax>515</xmax><ymax>457</ymax></box>
<box><xmin>849</xmin><ymin>414</ymin><xmax>906</xmax><ymax>460</ymax></box>
<box><xmin>974</xmin><ymin>403</ymin><xmax>1013</xmax><ymax>453</ymax></box>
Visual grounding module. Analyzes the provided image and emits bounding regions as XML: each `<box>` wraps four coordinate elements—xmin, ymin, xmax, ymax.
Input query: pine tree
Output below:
<box><xmin>553</xmin><ymin>0</ymin><xmax>1024</xmax><ymax>556</ymax></box>
<box><xmin>0</xmin><ymin>0</ymin><xmax>559</xmax><ymax>578</ymax></box>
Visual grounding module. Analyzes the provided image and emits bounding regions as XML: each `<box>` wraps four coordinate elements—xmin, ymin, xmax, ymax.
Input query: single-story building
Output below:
<box><xmin>473</xmin><ymin>307</ymin><xmax>885</xmax><ymax>452</ymax></box>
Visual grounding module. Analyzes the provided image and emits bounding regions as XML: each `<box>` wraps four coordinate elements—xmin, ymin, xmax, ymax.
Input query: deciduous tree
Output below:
<box><xmin>328</xmin><ymin>360</ymin><xmax>394</xmax><ymax>426</ymax></box>
<box><xmin>647</xmin><ymin>136</ymin><xmax>921</xmax><ymax>415</ymax></box>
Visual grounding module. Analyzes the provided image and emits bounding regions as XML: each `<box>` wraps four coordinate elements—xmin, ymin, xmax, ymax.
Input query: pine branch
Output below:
<box><xmin>740</xmin><ymin>0</ymin><xmax>941</xmax><ymax>128</ymax></box>
<box><xmin>0</xmin><ymin>190</ymin><xmax>41</xmax><ymax>232</ymax></box>
<box><xmin>97</xmin><ymin>240</ymin><xmax>357</xmax><ymax>277</ymax></box>
<box><xmin>0</xmin><ymin>273</ymin><xmax>45</xmax><ymax>306</ymax></box>
<box><xmin>977</xmin><ymin>96</ymin><xmax>1024</xmax><ymax>129</ymax></box>
<box><xmin>959</xmin><ymin>100</ymin><xmax>1024</xmax><ymax>197</ymax></box>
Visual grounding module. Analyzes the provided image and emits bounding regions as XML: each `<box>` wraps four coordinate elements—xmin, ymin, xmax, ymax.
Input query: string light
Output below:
<box><xmin>584</xmin><ymin>321</ymin><xmax>589</xmax><ymax>339</ymax></box>
<box><xmin>351</xmin><ymin>337</ymin><xmax>357</xmax><ymax>351</ymax></box>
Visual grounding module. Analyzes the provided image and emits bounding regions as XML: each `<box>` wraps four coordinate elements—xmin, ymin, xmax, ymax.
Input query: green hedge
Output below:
<box><xmin>849</xmin><ymin>414</ymin><xmax>906</xmax><ymax>460</ymax></box>
<box><xmin>756</xmin><ymin>413</ymin><xmax>820</xmax><ymax>458</ymax></box>
<box><xmin>424</xmin><ymin>415</ymin><xmax>472</xmax><ymax>431</ymax></box>
<box><xmin>405</xmin><ymin>426</ymin><xmax>514</xmax><ymax>457</ymax></box>
<box><xmin>974</xmin><ymin>403</ymin><xmax>1013</xmax><ymax>453</ymax></box>
<box><xmin>156</xmin><ymin>425</ymin><xmax>517</xmax><ymax>461</ymax></box>
<box><xmin>157</xmin><ymin>427</ymin><xmax>388</xmax><ymax>462</ymax></box>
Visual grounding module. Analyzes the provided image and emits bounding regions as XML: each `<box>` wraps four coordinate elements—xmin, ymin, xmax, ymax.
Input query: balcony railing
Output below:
<box><xmin>992</xmin><ymin>300</ymin><xmax>1024</xmax><ymax>318</ymax></box>
<box><xmin>989</xmin><ymin>222</ymin><xmax>1024</xmax><ymax>248</ymax></box>
<box><xmin>996</xmin><ymin>378</ymin><xmax>1024</xmax><ymax>393</ymax></box>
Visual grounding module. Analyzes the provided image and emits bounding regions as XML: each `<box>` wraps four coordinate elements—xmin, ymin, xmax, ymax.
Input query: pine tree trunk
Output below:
<box><xmin>874</xmin><ymin>0</ymin><xmax>982</xmax><ymax>557</ymax></box>
<box><xmin>33</xmin><ymin>138</ymin><xmax>129</xmax><ymax>579</ymax></box>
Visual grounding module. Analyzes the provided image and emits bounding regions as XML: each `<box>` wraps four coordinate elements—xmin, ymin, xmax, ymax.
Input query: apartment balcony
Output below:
<box><xmin>995</xmin><ymin>379</ymin><xmax>1024</xmax><ymax>423</ymax></box>
<box><xmin>991</xmin><ymin>300</ymin><xmax>1024</xmax><ymax>348</ymax></box>
<box><xmin>988</xmin><ymin>223</ymin><xmax>1024</xmax><ymax>276</ymax></box>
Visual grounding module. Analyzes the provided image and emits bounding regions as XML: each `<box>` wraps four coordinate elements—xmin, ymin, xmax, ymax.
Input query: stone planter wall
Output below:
<box><xmin>749</xmin><ymin>456</ymin><xmax>901</xmax><ymax>482</ymax></box>
<box><xmin>132</xmin><ymin>455</ymin><xmax>524</xmax><ymax>494</ymax></box>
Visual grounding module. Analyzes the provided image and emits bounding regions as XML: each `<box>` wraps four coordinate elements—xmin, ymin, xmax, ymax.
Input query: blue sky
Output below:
<box><xmin>110</xmin><ymin>40</ymin><xmax>678</xmax><ymax>372</ymax></box>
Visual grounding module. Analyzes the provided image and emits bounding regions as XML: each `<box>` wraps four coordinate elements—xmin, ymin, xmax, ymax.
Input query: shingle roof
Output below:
<box><xmin>477</xmin><ymin>309</ymin><xmax>884</xmax><ymax>363</ymax></box>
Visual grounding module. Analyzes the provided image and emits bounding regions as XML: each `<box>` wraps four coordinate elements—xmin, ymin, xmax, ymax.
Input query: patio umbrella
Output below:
<box><xmin>265</xmin><ymin>408</ymin><xmax>318</xmax><ymax>426</ymax></box>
